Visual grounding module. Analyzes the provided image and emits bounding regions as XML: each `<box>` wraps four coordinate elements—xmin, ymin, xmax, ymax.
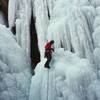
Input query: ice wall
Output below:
<box><xmin>8</xmin><ymin>0</ymin><xmax>49</xmax><ymax>58</ymax></box>
<box><xmin>0</xmin><ymin>24</ymin><xmax>32</xmax><ymax>100</ymax></box>
<box><xmin>46</xmin><ymin>0</ymin><xmax>95</xmax><ymax>63</ymax></box>
<box><xmin>29</xmin><ymin>0</ymin><xmax>100</xmax><ymax>100</ymax></box>
<box><xmin>29</xmin><ymin>49</ymin><xmax>99</xmax><ymax>100</ymax></box>
<box><xmin>33</xmin><ymin>0</ymin><xmax>50</xmax><ymax>57</ymax></box>
<box><xmin>7</xmin><ymin>0</ymin><xmax>100</xmax><ymax>100</ymax></box>
<box><xmin>8</xmin><ymin>0</ymin><xmax>31</xmax><ymax>57</ymax></box>
<box><xmin>8</xmin><ymin>0</ymin><xmax>100</xmax><ymax>62</ymax></box>
<box><xmin>32</xmin><ymin>0</ymin><xmax>100</xmax><ymax>64</ymax></box>
<box><xmin>92</xmin><ymin>1</ymin><xmax>100</xmax><ymax>76</ymax></box>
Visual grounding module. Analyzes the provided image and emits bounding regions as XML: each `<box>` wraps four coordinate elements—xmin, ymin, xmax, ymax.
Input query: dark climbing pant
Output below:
<box><xmin>44</xmin><ymin>51</ymin><xmax>52</xmax><ymax>69</ymax></box>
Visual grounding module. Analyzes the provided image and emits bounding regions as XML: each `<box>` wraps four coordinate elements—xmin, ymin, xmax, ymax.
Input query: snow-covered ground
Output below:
<box><xmin>0</xmin><ymin>24</ymin><xmax>32</xmax><ymax>100</ymax></box>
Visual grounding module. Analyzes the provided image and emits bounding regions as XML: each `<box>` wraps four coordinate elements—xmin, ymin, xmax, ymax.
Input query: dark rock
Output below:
<box><xmin>1</xmin><ymin>0</ymin><xmax>8</xmax><ymax>18</ymax></box>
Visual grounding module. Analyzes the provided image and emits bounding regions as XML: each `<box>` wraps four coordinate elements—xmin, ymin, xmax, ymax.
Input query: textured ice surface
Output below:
<box><xmin>29</xmin><ymin>48</ymin><xmax>98</xmax><ymax>100</ymax></box>
<box><xmin>0</xmin><ymin>24</ymin><xmax>32</xmax><ymax>100</ymax></box>
<box><xmin>7</xmin><ymin>0</ymin><xmax>100</xmax><ymax>100</ymax></box>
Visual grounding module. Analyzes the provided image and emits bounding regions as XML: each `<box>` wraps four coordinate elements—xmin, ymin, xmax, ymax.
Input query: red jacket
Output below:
<box><xmin>45</xmin><ymin>42</ymin><xmax>52</xmax><ymax>50</ymax></box>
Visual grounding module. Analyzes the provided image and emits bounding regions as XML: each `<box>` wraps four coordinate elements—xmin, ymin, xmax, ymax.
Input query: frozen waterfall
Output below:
<box><xmin>8</xmin><ymin>0</ymin><xmax>32</xmax><ymax>57</ymax></box>
<box><xmin>29</xmin><ymin>49</ymin><xmax>100</xmax><ymax>100</ymax></box>
<box><xmin>7</xmin><ymin>0</ymin><xmax>100</xmax><ymax>100</ymax></box>
<box><xmin>29</xmin><ymin>0</ymin><xmax>100</xmax><ymax>100</ymax></box>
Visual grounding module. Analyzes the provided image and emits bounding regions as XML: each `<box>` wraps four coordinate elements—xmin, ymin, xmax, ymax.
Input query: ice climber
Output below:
<box><xmin>44</xmin><ymin>40</ymin><xmax>54</xmax><ymax>69</ymax></box>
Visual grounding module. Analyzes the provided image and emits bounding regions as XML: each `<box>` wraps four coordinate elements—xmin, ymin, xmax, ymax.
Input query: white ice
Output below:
<box><xmin>7</xmin><ymin>0</ymin><xmax>100</xmax><ymax>100</ymax></box>
<box><xmin>8</xmin><ymin>0</ymin><xmax>32</xmax><ymax>57</ymax></box>
<box><xmin>0</xmin><ymin>24</ymin><xmax>32</xmax><ymax>100</ymax></box>
<box><xmin>29</xmin><ymin>48</ymin><xmax>99</xmax><ymax>100</ymax></box>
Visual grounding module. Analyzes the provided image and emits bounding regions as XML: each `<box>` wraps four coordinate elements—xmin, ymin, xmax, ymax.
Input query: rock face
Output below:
<box><xmin>0</xmin><ymin>0</ymin><xmax>8</xmax><ymax>26</ymax></box>
<box><xmin>1</xmin><ymin>0</ymin><xmax>8</xmax><ymax>19</ymax></box>
<box><xmin>30</xmin><ymin>15</ymin><xmax>40</xmax><ymax>68</ymax></box>
<box><xmin>0</xmin><ymin>11</ymin><xmax>7</xmax><ymax>25</ymax></box>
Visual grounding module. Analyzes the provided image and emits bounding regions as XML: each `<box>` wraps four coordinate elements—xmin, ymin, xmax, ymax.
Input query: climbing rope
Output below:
<box><xmin>47</xmin><ymin>69</ymin><xmax>49</xmax><ymax>100</ymax></box>
<box><xmin>47</xmin><ymin>54</ymin><xmax>54</xmax><ymax>100</ymax></box>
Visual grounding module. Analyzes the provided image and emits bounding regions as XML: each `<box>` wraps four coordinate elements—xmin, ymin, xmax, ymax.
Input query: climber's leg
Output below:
<box><xmin>45</xmin><ymin>53</ymin><xmax>51</xmax><ymax>69</ymax></box>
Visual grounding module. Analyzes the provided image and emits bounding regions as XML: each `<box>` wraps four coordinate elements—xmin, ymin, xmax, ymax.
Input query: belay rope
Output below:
<box><xmin>47</xmin><ymin>69</ymin><xmax>49</xmax><ymax>100</ymax></box>
<box><xmin>46</xmin><ymin>53</ymin><xmax>54</xmax><ymax>100</ymax></box>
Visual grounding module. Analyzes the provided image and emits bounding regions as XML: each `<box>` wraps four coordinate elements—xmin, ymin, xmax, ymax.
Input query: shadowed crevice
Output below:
<box><xmin>30</xmin><ymin>15</ymin><xmax>40</xmax><ymax>69</ymax></box>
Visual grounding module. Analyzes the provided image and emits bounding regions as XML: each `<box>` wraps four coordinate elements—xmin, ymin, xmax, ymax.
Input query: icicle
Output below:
<box><xmin>8</xmin><ymin>0</ymin><xmax>18</xmax><ymax>29</ymax></box>
<box><xmin>34</xmin><ymin>0</ymin><xmax>49</xmax><ymax>57</ymax></box>
<box><xmin>15</xmin><ymin>19</ymin><xmax>21</xmax><ymax>46</ymax></box>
